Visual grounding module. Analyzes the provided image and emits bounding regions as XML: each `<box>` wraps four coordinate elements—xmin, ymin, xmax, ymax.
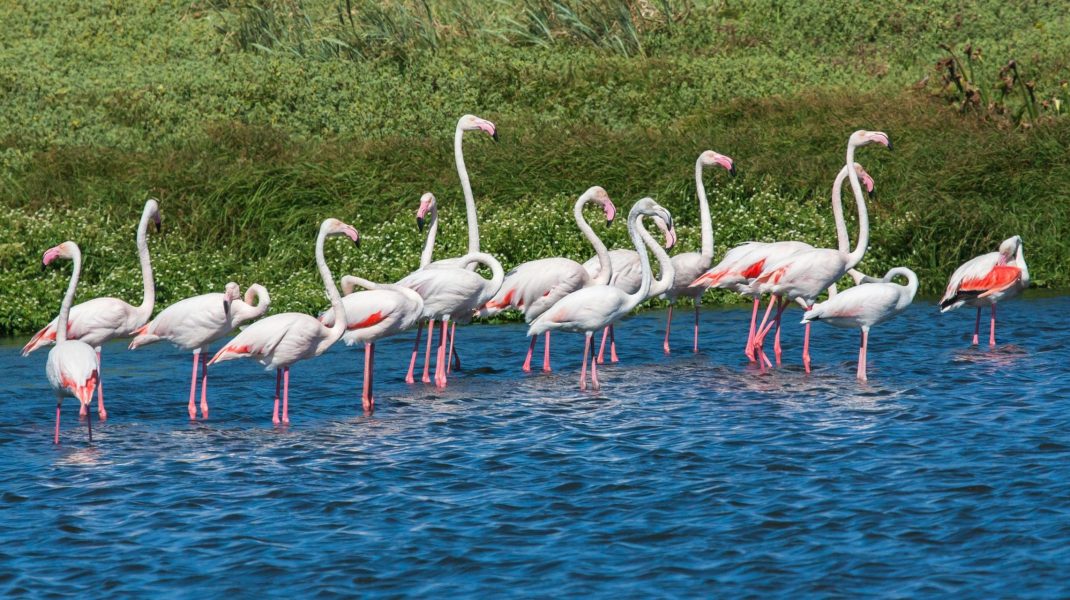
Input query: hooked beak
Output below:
<box><xmin>491</xmin><ymin>130</ymin><xmax>500</xmax><ymax>142</ymax></box>
<box><xmin>886</xmin><ymin>136</ymin><xmax>893</xmax><ymax>151</ymax></box>
<box><xmin>729</xmin><ymin>164</ymin><xmax>737</xmax><ymax>176</ymax></box>
<box><xmin>417</xmin><ymin>216</ymin><xmax>425</xmax><ymax>232</ymax></box>
<box><xmin>154</xmin><ymin>219</ymin><xmax>162</xmax><ymax>234</ymax></box>
<box><xmin>223</xmin><ymin>299</ymin><xmax>231</xmax><ymax>317</ymax></box>
<box><xmin>606</xmin><ymin>218</ymin><xmax>614</xmax><ymax>227</ymax></box>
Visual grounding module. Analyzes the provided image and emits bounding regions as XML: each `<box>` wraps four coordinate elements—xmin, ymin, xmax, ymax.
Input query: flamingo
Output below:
<box><xmin>22</xmin><ymin>198</ymin><xmax>161</xmax><ymax>421</ymax></box>
<box><xmin>397</xmin><ymin>251</ymin><xmax>503</xmax><ymax>388</ymax></box>
<box><xmin>208</xmin><ymin>219</ymin><xmax>359</xmax><ymax>424</ymax></box>
<box><xmin>690</xmin><ymin>163</ymin><xmax>875</xmax><ymax>362</ymax></box>
<box><xmin>661</xmin><ymin>150</ymin><xmax>736</xmax><ymax>354</ymax></box>
<box><xmin>318</xmin><ymin>275</ymin><xmax>423</xmax><ymax>411</ymax></box>
<box><xmin>129</xmin><ymin>282</ymin><xmax>270</xmax><ymax>419</ymax></box>
<box><xmin>801</xmin><ymin>267</ymin><xmax>918</xmax><ymax>381</ymax></box>
<box><xmin>528</xmin><ymin>198</ymin><xmax>674</xmax><ymax>391</ymax></box>
<box><xmin>41</xmin><ymin>242</ymin><xmax>99</xmax><ymax>444</ymax></box>
<box><xmin>745</xmin><ymin>130</ymin><xmax>891</xmax><ymax>372</ymax></box>
<box><xmin>939</xmin><ymin>235</ymin><xmax>1028</xmax><ymax>346</ymax></box>
<box><xmin>475</xmin><ymin>186</ymin><xmax>616</xmax><ymax>373</ymax></box>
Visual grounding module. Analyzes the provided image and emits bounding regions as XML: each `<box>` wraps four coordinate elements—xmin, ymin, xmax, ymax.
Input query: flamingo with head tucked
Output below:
<box><xmin>208</xmin><ymin>219</ymin><xmax>359</xmax><ymax>424</ymax></box>
<box><xmin>23</xmin><ymin>198</ymin><xmax>161</xmax><ymax>421</ymax></box>
<box><xmin>528</xmin><ymin>198</ymin><xmax>674</xmax><ymax>391</ymax></box>
<box><xmin>476</xmin><ymin>186</ymin><xmax>616</xmax><ymax>372</ymax></box>
<box><xmin>661</xmin><ymin>150</ymin><xmax>736</xmax><ymax>354</ymax></box>
<box><xmin>129</xmin><ymin>282</ymin><xmax>270</xmax><ymax>419</ymax></box>
<box><xmin>939</xmin><ymin>235</ymin><xmax>1028</xmax><ymax>346</ymax></box>
<box><xmin>42</xmin><ymin>242</ymin><xmax>99</xmax><ymax>444</ymax></box>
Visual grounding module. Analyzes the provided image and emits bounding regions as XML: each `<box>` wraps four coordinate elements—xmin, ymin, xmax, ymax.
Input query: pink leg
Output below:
<box><xmin>188</xmin><ymin>352</ymin><xmax>200</xmax><ymax>420</ymax></box>
<box><xmin>773</xmin><ymin>297</ymin><xmax>785</xmax><ymax>366</ymax></box>
<box><xmin>200</xmin><ymin>356</ymin><xmax>209</xmax><ymax>419</ymax></box>
<box><xmin>86</xmin><ymin>407</ymin><xmax>92</xmax><ymax>443</ymax></box>
<box><xmin>542</xmin><ymin>331</ymin><xmax>552</xmax><ymax>372</ymax></box>
<box><xmin>590</xmin><ymin>336</ymin><xmax>601</xmax><ymax>390</ymax></box>
<box><xmin>752</xmin><ymin>296</ymin><xmax>778</xmax><ymax>355</ymax></box>
<box><xmin>989</xmin><ymin>304</ymin><xmax>997</xmax><ymax>347</ymax></box>
<box><xmin>580</xmin><ymin>333</ymin><xmax>592</xmax><ymax>390</ymax></box>
<box><xmin>423</xmin><ymin>319</ymin><xmax>435</xmax><ymax>383</ymax></box>
<box><xmin>95</xmin><ymin>350</ymin><xmax>107</xmax><ymax>421</ymax></box>
<box><xmin>597</xmin><ymin>327</ymin><xmax>609</xmax><ymax>364</ymax></box>
<box><xmin>693</xmin><ymin>303</ymin><xmax>700</xmax><ymax>353</ymax></box>
<box><xmin>281</xmin><ymin>367</ymin><xmax>290</xmax><ymax>424</ymax></box>
<box><xmin>609</xmin><ymin>325</ymin><xmax>619</xmax><ymax>363</ymax></box>
<box><xmin>447</xmin><ymin>322</ymin><xmax>457</xmax><ymax>374</ymax></box>
<box><xmin>802</xmin><ymin>306</ymin><xmax>813</xmax><ymax>373</ymax></box>
<box><xmin>745</xmin><ymin>298</ymin><xmax>760</xmax><ymax>361</ymax></box>
<box><xmin>857</xmin><ymin>328</ymin><xmax>868</xmax><ymax>381</ymax></box>
<box><xmin>522</xmin><ymin>335</ymin><xmax>537</xmax><ymax>372</ymax></box>
<box><xmin>754</xmin><ymin>296</ymin><xmax>784</xmax><ymax>367</ymax></box>
<box><xmin>272</xmin><ymin>369</ymin><xmax>281</xmax><ymax>425</ymax></box>
<box><xmin>405</xmin><ymin>321</ymin><xmax>423</xmax><ymax>384</ymax></box>
<box><xmin>435</xmin><ymin>320</ymin><xmax>449</xmax><ymax>388</ymax></box>
<box><xmin>972</xmin><ymin>307</ymin><xmax>981</xmax><ymax>346</ymax></box>
<box><xmin>663</xmin><ymin>305</ymin><xmax>673</xmax><ymax>354</ymax></box>
<box><xmin>55</xmin><ymin>401</ymin><xmax>61</xmax><ymax>445</ymax></box>
<box><xmin>363</xmin><ymin>342</ymin><xmax>375</xmax><ymax>412</ymax></box>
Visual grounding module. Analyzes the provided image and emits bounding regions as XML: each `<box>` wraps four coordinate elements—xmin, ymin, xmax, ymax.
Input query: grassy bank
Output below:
<box><xmin>2</xmin><ymin>1</ymin><xmax>1069</xmax><ymax>333</ymax></box>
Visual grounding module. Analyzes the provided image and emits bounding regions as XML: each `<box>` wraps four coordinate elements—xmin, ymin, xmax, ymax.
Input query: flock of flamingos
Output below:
<box><xmin>24</xmin><ymin>115</ymin><xmax>1030</xmax><ymax>444</ymax></box>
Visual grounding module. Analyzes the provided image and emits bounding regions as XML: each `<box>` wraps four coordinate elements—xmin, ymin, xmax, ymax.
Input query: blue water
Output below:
<box><xmin>2</xmin><ymin>295</ymin><xmax>1069</xmax><ymax>597</ymax></box>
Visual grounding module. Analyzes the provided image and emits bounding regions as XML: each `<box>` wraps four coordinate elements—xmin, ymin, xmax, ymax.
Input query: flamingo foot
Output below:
<box><xmin>97</xmin><ymin>408</ymin><xmax>107</xmax><ymax>422</ymax></box>
<box><xmin>188</xmin><ymin>401</ymin><xmax>197</xmax><ymax>421</ymax></box>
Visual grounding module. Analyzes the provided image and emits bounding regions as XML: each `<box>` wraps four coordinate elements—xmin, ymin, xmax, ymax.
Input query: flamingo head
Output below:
<box><xmin>322</xmin><ymin>218</ymin><xmax>361</xmax><ymax>247</ymax></box>
<box><xmin>849</xmin><ymin>130</ymin><xmax>892</xmax><ymax>150</ymax></box>
<box><xmin>852</xmin><ymin>162</ymin><xmax>875</xmax><ymax>196</ymax></box>
<box><xmin>997</xmin><ymin>235</ymin><xmax>1023</xmax><ymax>264</ymax></box>
<box><xmin>631</xmin><ymin>197</ymin><xmax>675</xmax><ymax>238</ymax></box>
<box><xmin>223</xmin><ymin>281</ymin><xmax>241</xmax><ymax>316</ymax></box>
<box><xmin>652</xmin><ymin>216</ymin><xmax>677</xmax><ymax>250</ymax></box>
<box><xmin>416</xmin><ymin>192</ymin><xmax>436</xmax><ymax>232</ymax></box>
<box><xmin>582</xmin><ymin>186</ymin><xmax>616</xmax><ymax>226</ymax></box>
<box><xmin>459</xmin><ymin>114</ymin><xmax>498</xmax><ymax>141</ymax></box>
<box><xmin>145</xmin><ymin>198</ymin><xmax>163</xmax><ymax>233</ymax></box>
<box><xmin>699</xmin><ymin>151</ymin><xmax>737</xmax><ymax>176</ymax></box>
<box><xmin>42</xmin><ymin>241</ymin><xmax>78</xmax><ymax>267</ymax></box>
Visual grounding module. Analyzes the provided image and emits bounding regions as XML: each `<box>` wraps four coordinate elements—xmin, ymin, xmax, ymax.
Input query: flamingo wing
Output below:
<box><xmin>328</xmin><ymin>289</ymin><xmax>421</xmax><ymax>345</ymax></box>
<box><xmin>398</xmin><ymin>267</ymin><xmax>486</xmax><ymax>319</ymax></box>
<box><xmin>527</xmin><ymin>285</ymin><xmax>628</xmax><ymax>335</ymax></box>
<box><xmin>209</xmin><ymin>312</ymin><xmax>314</xmax><ymax>366</ymax></box>
<box><xmin>23</xmin><ymin>297</ymin><xmax>138</xmax><ymax>355</ymax></box>
<box><xmin>130</xmin><ymin>293</ymin><xmax>228</xmax><ymax>350</ymax></box>
<box><xmin>939</xmin><ymin>251</ymin><xmax>1007</xmax><ymax>310</ymax></box>
<box><xmin>805</xmin><ymin>283</ymin><xmax>903</xmax><ymax>329</ymax></box>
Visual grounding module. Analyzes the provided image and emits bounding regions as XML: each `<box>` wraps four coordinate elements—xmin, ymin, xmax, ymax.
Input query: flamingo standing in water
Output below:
<box><xmin>661</xmin><ymin>150</ymin><xmax>736</xmax><ymax>354</ymax></box>
<box><xmin>318</xmin><ymin>275</ymin><xmax>423</xmax><ymax>411</ymax></box>
<box><xmin>208</xmin><ymin>219</ymin><xmax>359</xmax><ymax>424</ymax></box>
<box><xmin>129</xmin><ymin>282</ymin><xmax>270</xmax><ymax>419</ymax></box>
<box><xmin>745</xmin><ymin>130</ymin><xmax>892</xmax><ymax>371</ymax></box>
<box><xmin>802</xmin><ymin>267</ymin><xmax>918</xmax><ymax>381</ymax></box>
<box><xmin>528</xmin><ymin>198</ymin><xmax>674</xmax><ymax>391</ymax></box>
<box><xmin>23</xmin><ymin>198</ymin><xmax>162</xmax><ymax>420</ymax></box>
<box><xmin>939</xmin><ymin>235</ymin><xmax>1028</xmax><ymax>346</ymax></box>
<box><xmin>476</xmin><ymin>186</ymin><xmax>616</xmax><ymax>372</ymax></box>
<box><xmin>41</xmin><ymin>242</ymin><xmax>99</xmax><ymax>444</ymax></box>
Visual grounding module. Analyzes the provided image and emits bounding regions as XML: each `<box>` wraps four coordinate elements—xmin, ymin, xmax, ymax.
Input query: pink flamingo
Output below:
<box><xmin>476</xmin><ymin>186</ymin><xmax>616</xmax><ymax>372</ymax></box>
<box><xmin>318</xmin><ymin>275</ymin><xmax>423</xmax><ymax>411</ymax></box>
<box><xmin>397</xmin><ymin>251</ymin><xmax>503</xmax><ymax>388</ymax></box>
<box><xmin>528</xmin><ymin>198</ymin><xmax>674</xmax><ymax>391</ymax></box>
<box><xmin>23</xmin><ymin>198</ymin><xmax>161</xmax><ymax>421</ymax></box>
<box><xmin>42</xmin><ymin>242</ymin><xmax>99</xmax><ymax>444</ymax></box>
<box><xmin>129</xmin><ymin>282</ymin><xmax>270</xmax><ymax>419</ymax></box>
<box><xmin>208</xmin><ymin>219</ymin><xmax>359</xmax><ymax>424</ymax></box>
<box><xmin>802</xmin><ymin>267</ymin><xmax>918</xmax><ymax>381</ymax></box>
<box><xmin>661</xmin><ymin>150</ymin><xmax>736</xmax><ymax>354</ymax></box>
<box><xmin>745</xmin><ymin>130</ymin><xmax>891</xmax><ymax>371</ymax></box>
<box><xmin>939</xmin><ymin>235</ymin><xmax>1028</xmax><ymax>346</ymax></box>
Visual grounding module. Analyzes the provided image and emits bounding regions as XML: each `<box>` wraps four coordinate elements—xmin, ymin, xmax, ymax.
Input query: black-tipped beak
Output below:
<box><xmin>223</xmin><ymin>300</ymin><xmax>231</xmax><ymax>316</ymax></box>
<box><xmin>41</xmin><ymin>262</ymin><xmax>46</xmax><ymax>271</ymax></box>
<box><xmin>606</xmin><ymin>218</ymin><xmax>614</xmax><ymax>227</ymax></box>
<box><xmin>417</xmin><ymin>216</ymin><xmax>425</xmax><ymax>232</ymax></box>
<box><xmin>491</xmin><ymin>131</ymin><xmax>500</xmax><ymax>142</ymax></box>
<box><xmin>868</xmin><ymin>189</ymin><xmax>875</xmax><ymax>199</ymax></box>
<box><xmin>354</xmin><ymin>236</ymin><xmax>361</xmax><ymax>248</ymax></box>
<box><xmin>729</xmin><ymin>165</ymin><xmax>737</xmax><ymax>176</ymax></box>
<box><xmin>155</xmin><ymin>221</ymin><xmax>162</xmax><ymax>233</ymax></box>
<box><xmin>886</xmin><ymin>137</ymin><xmax>893</xmax><ymax>151</ymax></box>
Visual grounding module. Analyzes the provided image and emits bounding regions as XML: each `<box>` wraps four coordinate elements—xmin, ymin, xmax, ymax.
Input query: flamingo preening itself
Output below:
<box><xmin>528</xmin><ymin>198</ymin><xmax>674</xmax><ymax>391</ymax></box>
<box><xmin>209</xmin><ymin>219</ymin><xmax>360</xmax><ymax>424</ymax></box>
<box><xmin>661</xmin><ymin>150</ymin><xmax>736</xmax><ymax>354</ymax></box>
<box><xmin>476</xmin><ymin>186</ymin><xmax>616</xmax><ymax>372</ymax></box>
<box><xmin>42</xmin><ymin>242</ymin><xmax>99</xmax><ymax>444</ymax></box>
<box><xmin>802</xmin><ymin>267</ymin><xmax>918</xmax><ymax>381</ymax></box>
<box><xmin>939</xmin><ymin>235</ymin><xmax>1029</xmax><ymax>346</ymax></box>
<box><xmin>129</xmin><ymin>282</ymin><xmax>270</xmax><ymax>419</ymax></box>
<box><xmin>23</xmin><ymin>198</ymin><xmax>162</xmax><ymax>421</ymax></box>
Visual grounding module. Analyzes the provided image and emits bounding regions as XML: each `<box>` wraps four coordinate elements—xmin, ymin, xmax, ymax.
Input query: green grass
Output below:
<box><xmin>2</xmin><ymin>0</ymin><xmax>1069</xmax><ymax>333</ymax></box>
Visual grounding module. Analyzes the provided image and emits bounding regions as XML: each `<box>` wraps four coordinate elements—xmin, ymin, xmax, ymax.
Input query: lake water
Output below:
<box><xmin>2</xmin><ymin>296</ymin><xmax>1069</xmax><ymax>597</ymax></box>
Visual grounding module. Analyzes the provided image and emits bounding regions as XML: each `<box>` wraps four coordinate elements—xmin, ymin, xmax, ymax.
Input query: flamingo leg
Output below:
<box><xmin>199</xmin><ymin>352</ymin><xmax>209</xmax><ymax>419</ymax></box>
<box><xmin>272</xmin><ymin>368</ymin><xmax>281</xmax><ymax>425</ymax></box>
<box><xmin>451</xmin><ymin>326</ymin><xmax>462</xmax><ymax>371</ymax></box>
<box><xmin>745</xmin><ymin>298</ymin><xmax>760</xmax><ymax>361</ymax></box>
<box><xmin>857</xmin><ymin>327</ymin><xmax>869</xmax><ymax>381</ymax></box>
<box><xmin>405</xmin><ymin>321</ymin><xmax>423</xmax><ymax>384</ymax></box>
<box><xmin>363</xmin><ymin>342</ymin><xmax>375</xmax><ymax>412</ymax></box>
<box><xmin>580</xmin><ymin>332</ymin><xmax>592</xmax><ymax>390</ymax></box>
<box><xmin>752</xmin><ymin>295</ymin><xmax>780</xmax><ymax>364</ymax></box>
<box><xmin>663</xmin><ymin>305</ymin><xmax>673</xmax><ymax>354</ymax></box>
<box><xmin>773</xmin><ymin>297</ymin><xmax>785</xmax><ymax>366</ymax></box>
<box><xmin>435</xmin><ymin>320</ymin><xmax>449</xmax><ymax>388</ymax></box>
<box><xmin>802</xmin><ymin>306</ymin><xmax>813</xmax><ymax>373</ymax></box>
<box><xmin>86</xmin><ymin>406</ymin><xmax>92</xmax><ymax>443</ymax></box>
<box><xmin>95</xmin><ymin>349</ymin><xmax>107</xmax><ymax>421</ymax></box>
<box><xmin>542</xmin><ymin>331</ymin><xmax>552</xmax><ymax>372</ymax></box>
<box><xmin>522</xmin><ymin>335</ymin><xmax>537</xmax><ymax>372</ymax></box>
<box><xmin>422</xmin><ymin>319</ymin><xmax>435</xmax><ymax>384</ymax></box>
<box><xmin>188</xmin><ymin>351</ymin><xmax>200</xmax><ymax>420</ymax></box>
<box><xmin>281</xmin><ymin>367</ymin><xmax>290</xmax><ymax>424</ymax></box>
<box><xmin>55</xmin><ymin>399</ymin><xmax>61</xmax><ymax>445</ymax></box>
<box><xmin>972</xmin><ymin>307</ymin><xmax>981</xmax><ymax>346</ymax></box>
<box><xmin>609</xmin><ymin>325</ymin><xmax>619</xmax><ymax>363</ymax></box>
<box><xmin>590</xmin><ymin>333</ymin><xmax>601</xmax><ymax>390</ymax></box>
<box><xmin>447</xmin><ymin>322</ymin><xmax>457</xmax><ymax>374</ymax></box>
<box><xmin>989</xmin><ymin>303</ymin><xmax>997</xmax><ymax>347</ymax></box>
<box><xmin>597</xmin><ymin>326</ymin><xmax>609</xmax><ymax>364</ymax></box>
<box><xmin>756</xmin><ymin>297</ymin><xmax>787</xmax><ymax>369</ymax></box>
<box><xmin>693</xmin><ymin>302</ymin><xmax>700</xmax><ymax>354</ymax></box>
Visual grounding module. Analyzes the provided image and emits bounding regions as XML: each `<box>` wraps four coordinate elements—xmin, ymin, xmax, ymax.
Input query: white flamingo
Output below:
<box><xmin>476</xmin><ymin>186</ymin><xmax>616</xmax><ymax>372</ymax></box>
<box><xmin>802</xmin><ymin>267</ymin><xmax>919</xmax><ymax>381</ymax></box>
<box><xmin>23</xmin><ymin>198</ymin><xmax>161</xmax><ymax>421</ymax></box>
<box><xmin>939</xmin><ymin>235</ymin><xmax>1028</xmax><ymax>346</ymax></box>
<box><xmin>528</xmin><ymin>198</ymin><xmax>674</xmax><ymax>391</ymax></box>
<box><xmin>42</xmin><ymin>242</ymin><xmax>99</xmax><ymax>444</ymax></box>
<box><xmin>208</xmin><ymin>219</ymin><xmax>360</xmax><ymax>424</ymax></box>
<box><xmin>129</xmin><ymin>282</ymin><xmax>270</xmax><ymax>419</ymax></box>
<box><xmin>661</xmin><ymin>150</ymin><xmax>736</xmax><ymax>354</ymax></box>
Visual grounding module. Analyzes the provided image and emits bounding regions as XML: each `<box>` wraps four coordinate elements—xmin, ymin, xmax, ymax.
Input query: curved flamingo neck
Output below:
<box><xmin>57</xmin><ymin>246</ymin><xmax>82</xmax><ymax>344</ymax></box>
<box><xmin>455</xmin><ymin>124</ymin><xmax>480</xmax><ymax>259</ymax></box>
<box><xmin>844</xmin><ymin>143</ymin><xmax>869</xmax><ymax>269</ymax></box>
<box><xmin>886</xmin><ymin>267</ymin><xmax>919</xmax><ymax>298</ymax></box>
<box><xmin>831</xmin><ymin>165</ymin><xmax>851</xmax><ymax>254</ymax></box>
<box><xmin>234</xmin><ymin>284</ymin><xmax>270</xmax><ymax>323</ymax></box>
<box><xmin>637</xmin><ymin>216</ymin><xmax>674</xmax><ymax>297</ymax></box>
<box><xmin>315</xmin><ymin>228</ymin><xmax>346</xmax><ymax>342</ymax></box>
<box><xmin>623</xmin><ymin>207</ymin><xmax>653</xmax><ymax>310</ymax></box>
<box><xmin>695</xmin><ymin>158</ymin><xmax>714</xmax><ymax>259</ymax></box>
<box><xmin>460</xmin><ymin>251</ymin><xmax>504</xmax><ymax>290</ymax></box>
<box><xmin>1015</xmin><ymin>244</ymin><xmax>1030</xmax><ymax>286</ymax></box>
<box><xmin>575</xmin><ymin>194</ymin><xmax>612</xmax><ymax>286</ymax></box>
<box><xmin>135</xmin><ymin>205</ymin><xmax>156</xmax><ymax>319</ymax></box>
<box><xmin>420</xmin><ymin>203</ymin><xmax>439</xmax><ymax>268</ymax></box>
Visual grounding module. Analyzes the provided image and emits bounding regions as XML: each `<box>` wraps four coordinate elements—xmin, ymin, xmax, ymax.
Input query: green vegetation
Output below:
<box><xmin>2</xmin><ymin>0</ymin><xmax>1069</xmax><ymax>333</ymax></box>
